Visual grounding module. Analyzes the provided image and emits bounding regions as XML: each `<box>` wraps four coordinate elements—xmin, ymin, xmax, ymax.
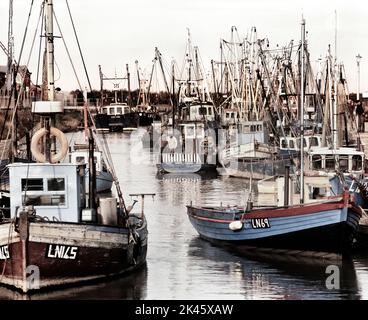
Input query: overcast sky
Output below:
<box><xmin>0</xmin><ymin>0</ymin><xmax>367</xmax><ymax>93</ymax></box>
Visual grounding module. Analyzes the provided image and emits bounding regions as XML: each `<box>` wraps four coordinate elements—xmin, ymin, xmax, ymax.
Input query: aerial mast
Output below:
<box><xmin>300</xmin><ymin>18</ymin><xmax>306</xmax><ymax>204</ymax></box>
<box><xmin>7</xmin><ymin>0</ymin><xmax>14</xmax><ymax>90</ymax></box>
<box><xmin>45</xmin><ymin>0</ymin><xmax>55</xmax><ymax>102</ymax></box>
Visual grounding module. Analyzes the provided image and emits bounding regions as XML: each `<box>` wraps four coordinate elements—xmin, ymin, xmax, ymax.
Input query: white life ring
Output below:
<box><xmin>31</xmin><ymin>127</ymin><xmax>69</xmax><ymax>163</ymax></box>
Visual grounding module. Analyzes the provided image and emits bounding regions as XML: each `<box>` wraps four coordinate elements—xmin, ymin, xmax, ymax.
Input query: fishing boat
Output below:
<box><xmin>69</xmin><ymin>143</ymin><xmax>113</xmax><ymax>193</ymax></box>
<box><xmin>187</xmin><ymin>171</ymin><xmax>362</xmax><ymax>255</ymax></box>
<box><xmin>0</xmin><ymin>0</ymin><xmax>150</xmax><ymax>293</ymax></box>
<box><xmin>186</xmin><ymin>19</ymin><xmax>363</xmax><ymax>256</ymax></box>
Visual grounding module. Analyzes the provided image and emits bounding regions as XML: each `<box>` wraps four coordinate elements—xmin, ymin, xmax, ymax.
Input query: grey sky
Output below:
<box><xmin>0</xmin><ymin>0</ymin><xmax>367</xmax><ymax>93</ymax></box>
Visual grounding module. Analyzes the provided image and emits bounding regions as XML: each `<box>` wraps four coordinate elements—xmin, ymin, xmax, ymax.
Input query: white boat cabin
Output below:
<box><xmin>182</xmin><ymin>103</ymin><xmax>215</xmax><ymax>122</ymax></box>
<box><xmin>236</xmin><ymin>121</ymin><xmax>269</xmax><ymax>145</ymax></box>
<box><xmin>101</xmin><ymin>103</ymin><xmax>130</xmax><ymax>116</ymax></box>
<box><xmin>257</xmin><ymin>174</ymin><xmax>335</xmax><ymax>207</ymax></box>
<box><xmin>308</xmin><ymin>147</ymin><xmax>364</xmax><ymax>176</ymax></box>
<box><xmin>221</xmin><ymin>109</ymin><xmax>238</xmax><ymax>125</ymax></box>
<box><xmin>8</xmin><ymin>163</ymin><xmax>85</xmax><ymax>223</ymax></box>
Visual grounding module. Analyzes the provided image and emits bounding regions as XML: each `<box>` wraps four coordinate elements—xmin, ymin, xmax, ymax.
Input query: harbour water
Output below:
<box><xmin>1</xmin><ymin>130</ymin><xmax>368</xmax><ymax>300</ymax></box>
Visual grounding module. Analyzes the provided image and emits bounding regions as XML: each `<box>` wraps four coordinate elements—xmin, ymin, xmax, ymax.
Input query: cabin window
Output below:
<box><xmin>199</xmin><ymin>107</ymin><xmax>207</xmax><ymax>115</ymax></box>
<box><xmin>116</xmin><ymin>107</ymin><xmax>123</xmax><ymax>114</ymax></box>
<box><xmin>102</xmin><ymin>108</ymin><xmax>108</xmax><ymax>114</ymax></box>
<box><xmin>281</xmin><ymin>139</ymin><xmax>287</xmax><ymax>149</ymax></box>
<box><xmin>124</xmin><ymin>107</ymin><xmax>130</xmax><ymax>114</ymax></box>
<box><xmin>250</xmin><ymin>125</ymin><xmax>256</xmax><ymax>132</ymax></box>
<box><xmin>243</xmin><ymin>126</ymin><xmax>250</xmax><ymax>133</ymax></box>
<box><xmin>310</xmin><ymin>137</ymin><xmax>319</xmax><ymax>147</ymax></box>
<box><xmin>23</xmin><ymin>195</ymin><xmax>66</xmax><ymax>207</ymax></box>
<box><xmin>21</xmin><ymin>177</ymin><xmax>67</xmax><ymax>207</ymax></box>
<box><xmin>289</xmin><ymin>140</ymin><xmax>295</xmax><ymax>149</ymax></box>
<box><xmin>296</xmin><ymin>138</ymin><xmax>307</xmax><ymax>150</ymax></box>
<box><xmin>325</xmin><ymin>156</ymin><xmax>335</xmax><ymax>170</ymax></box>
<box><xmin>208</xmin><ymin>108</ymin><xmax>213</xmax><ymax>115</ymax></box>
<box><xmin>352</xmin><ymin>155</ymin><xmax>363</xmax><ymax>171</ymax></box>
<box><xmin>47</xmin><ymin>178</ymin><xmax>65</xmax><ymax>192</ymax></box>
<box><xmin>257</xmin><ymin>125</ymin><xmax>262</xmax><ymax>132</ymax></box>
<box><xmin>21</xmin><ymin>178</ymin><xmax>43</xmax><ymax>191</ymax></box>
<box><xmin>226</xmin><ymin>113</ymin><xmax>230</xmax><ymax>118</ymax></box>
<box><xmin>109</xmin><ymin>107</ymin><xmax>115</xmax><ymax>115</ymax></box>
<box><xmin>76</xmin><ymin>156</ymin><xmax>86</xmax><ymax>164</ymax></box>
<box><xmin>312</xmin><ymin>155</ymin><xmax>322</xmax><ymax>170</ymax></box>
<box><xmin>338</xmin><ymin>156</ymin><xmax>349</xmax><ymax>172</ymax></box>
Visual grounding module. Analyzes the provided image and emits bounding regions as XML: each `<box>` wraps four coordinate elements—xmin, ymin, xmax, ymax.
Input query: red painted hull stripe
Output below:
<box><xmin>189</xmin><ymin>201</ymin><xmax>360</xmax><ymax>223</ymax></box>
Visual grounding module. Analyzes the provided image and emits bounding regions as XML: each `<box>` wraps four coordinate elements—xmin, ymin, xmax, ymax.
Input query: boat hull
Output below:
<box><xmin>157</xmin><ymin>162</ymin><xmax>216</xmax><ymax>174</ymax></box>
<box><xmin>0</xmin><ymin>218</ymin><xmax>147</xmax><ymax>293</ymax></box>
<box><xmin>96</xmin><ymin>171</ymin><xmax>113</xmax><ymax>193</ymax></box>
<box><xmin>187</xmin><ymin>200</ymin><xmax>361</xmax><ymax>255</ymax></box>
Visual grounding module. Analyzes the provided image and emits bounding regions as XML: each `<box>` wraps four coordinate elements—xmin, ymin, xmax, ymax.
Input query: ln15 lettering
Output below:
<box><xmin>251</xmin><ymin>218</ymin><xmax>271</xmax><ymax>229</ymax></box>
<box><xmin>0</xmin><ymin>245</ymin><xmax>10</xmax><ymax>260</ymax></box>
<box><xmin>46</xmin><ymin>244</ymin><xmax>79</xmax><ymax>260</ymax></box>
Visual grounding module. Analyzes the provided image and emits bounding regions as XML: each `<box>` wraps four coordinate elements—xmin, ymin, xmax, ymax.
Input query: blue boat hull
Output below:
<box><xmin>187</xmin><ymin>201</ymin><xmax>361</xmax><ymax>254</ymax></box>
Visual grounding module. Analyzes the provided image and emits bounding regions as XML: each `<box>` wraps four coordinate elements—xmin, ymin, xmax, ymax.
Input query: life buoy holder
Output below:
<box><xmin>31</xmin><ymin>127</ymin><xmax>69</xmax><ymax>163</ymax></box>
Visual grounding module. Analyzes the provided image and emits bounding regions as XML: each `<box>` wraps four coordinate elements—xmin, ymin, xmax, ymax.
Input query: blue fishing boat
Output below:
<box><xmin>187</xmin><ymin>189</ymin><xmax>362</xmax><ymax>255</ymax></box>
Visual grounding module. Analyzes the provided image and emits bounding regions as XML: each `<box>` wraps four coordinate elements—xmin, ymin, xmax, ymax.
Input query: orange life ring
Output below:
<box><xmin>31</xmin><ymin>127</ymin><xmax>68</xmax><ymax>163</ymax></box>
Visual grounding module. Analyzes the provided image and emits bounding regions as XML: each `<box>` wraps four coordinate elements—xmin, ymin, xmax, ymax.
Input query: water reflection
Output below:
<box><xmin>188</xmin><ymin>238</ymin><xmax>360</xmax><ymax>300</ymax></box>
<box><xmin>0</xmin><ymin>267</ymin><xmax>148</xmax><ymax>300</ymax></box>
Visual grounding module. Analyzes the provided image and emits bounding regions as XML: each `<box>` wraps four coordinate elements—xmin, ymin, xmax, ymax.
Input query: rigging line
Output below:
<box><xmin>0</xmin><ymin>0</ymin><xmax>42</xmax><ymax>161</ymax></box>
<box><xmin>65</xmin><ymin>0</ymin><xmax>93</xmax><ymax>92</ymax></box>
<box><xmin>85</xmin><ymin>105</ymin><xmax>127</xmax><ymax>213</ymax></box>
<box><xmin>53</xmin><ymin>11</ymin><xmax>83</xmax><ymax>91</ymax></box>
<box><xmin>0</xmin><ymin>0</ymin><xmax>36</xmax><ymax>140</ymax></box>
<box><xmin>24</xmin><ymin>2</ymin><xmax>45</xmax><ymax>201</ymax></box>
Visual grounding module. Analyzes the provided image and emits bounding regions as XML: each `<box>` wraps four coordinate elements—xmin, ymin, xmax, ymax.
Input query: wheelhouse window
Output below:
<box><xmin>22</xmin><ymin>177</ymin><xmax>67</xmax><ymax>207</ymax></box>
<box><xmin>325</xmin><ymin>156</ymin><xmax>336</xmax><ymax>170</ymax></box>
<box><xmin>116</xmin><ymin>107</ymin><xmax>123</xmax><ymax>115</ymax></box>
<box><xmin>102</xmin><ymin>108</ymin><xmax>108</xmax><ymax>114</ymax></box>
<box><xmin>47</xmin><ymin>178</ymin><xmax>65</xmax><ymax>191</ymax></box>
<box><xmin>281</xmin><ymin>139</ymin><xmax>287</xmax><ymax>149</ymax></box>
<box><xmin>243</xmin><ymin>126</ymin><xmax>250</xmax><ymax>133</ymax></box>
<box><xmin>352</xmin><ymin>155</ymin><xmax>363</xmax><ymax>171</ymax></box>
<box><xmin>22</xmin><ymin>178</ymin><xmax>43</xmax><ymax>191</ymax></box>
<box><xmin>75</xmin><ymin>156</ymin><xmax>86</xmax><ymax>164</ymax></box>
<box><xmin>289</xmin><ymin>140</ymin><xmax>295</xmax><ymax>149</ymax></box>
<box><xmin>296</xmin><ymin>138</ymin><xmax>307</xmax><ymax>150</ymax></box>
<box><xmin>109</xmin><ymin>107</ymin><xmax>115</xmax><ymax>115</ymax></box>
<box><xmin>338</xmin><ymin>156</ymin><xmax>349</xmax><ymax>172</ymax></box>
<box><xmin>312</xmin><ymin>155</ymin><xmax>322</xmax><ymax>170</ymax></box>
<box><xmin>310</xmin><ymin>137</ymin><xmax>319</xmax><ymax>147</ymax></box>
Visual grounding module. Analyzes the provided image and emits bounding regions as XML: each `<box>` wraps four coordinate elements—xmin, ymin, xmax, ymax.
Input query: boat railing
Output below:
<box><xmin>162</xmin><ymin>153</ymin><xmax>202</xmax><ymax>164</ymax></box>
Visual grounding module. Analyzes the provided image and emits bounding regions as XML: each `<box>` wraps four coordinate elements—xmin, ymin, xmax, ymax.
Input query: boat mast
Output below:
<box><xmin>300</xmin><ymin>18</ymin><xmax>305</xmax><ymax>204</ymax></box>
<box><xmin>126</xmin><ymin>64</ymin><xmax>131</xmax><ymax>108</ymax></box>
<box><xmin>172</xmin><ymin>60</ymin><xmax>176</xmax><ymax>128</ymax></box>
<box><xmin>46</xmin><ymin>0</ymin><xmax>55</xmax><ymax>102</ymax></box>
<box><xmin>7</xmin><ymin>0</ymin><xmax>14</xmax><ymax>91</ymax></box>
<box><xmin>332</xmin><ymin>11</ymin><xmax>338</xmax><ymax>149</ymax></box>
